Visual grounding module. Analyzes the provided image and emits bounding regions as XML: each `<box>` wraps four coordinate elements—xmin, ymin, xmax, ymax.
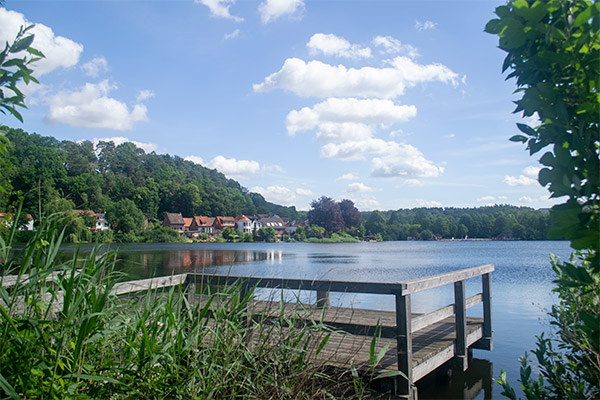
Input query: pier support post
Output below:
<box><xmin>481</xmin><ymin>273</ymin><xmax>493</xmax><ymax>350</ymax></box>
<box><xmin>454</xmin><ymin>280</ymin><xmax>468</xmax><ymax>371</ymax></box>
<box><xmin>395</xmin><ymin>292</ymin><xmax>414</xmax><ymax>399</ymax></box>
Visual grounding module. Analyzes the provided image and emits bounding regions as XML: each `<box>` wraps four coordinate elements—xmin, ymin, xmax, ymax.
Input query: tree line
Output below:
<box><xmin>0</xmin><ymin>128</ymin><xmax>298</xmax><ymax>241</ymax></box>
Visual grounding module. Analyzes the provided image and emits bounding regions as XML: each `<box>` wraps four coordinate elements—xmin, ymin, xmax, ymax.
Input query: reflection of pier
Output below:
<box><xmin>104</xmin><ymin>264</ymin><xmax>493</xmax><ymax>399</ymax></box>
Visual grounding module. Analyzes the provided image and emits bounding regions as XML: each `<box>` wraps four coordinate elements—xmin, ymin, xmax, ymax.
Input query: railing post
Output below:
<box><xmin>481</xmin><ymin>272</ymin><xmax>493</xmax><ymax>350</ymax></box>
<box><xmin>454</xmin><ymin>280</ymin><xmax>468</xmax><ymax>371</ymax></box>
<box><xmin>316</xmin><ymin>288</ymin><xmax>330</xmax><ymax>308</ymax></box>
<box><xmin>395</xmin><ymin>292</ymin><xmax>414</xmax><ymax>399</ymax></box>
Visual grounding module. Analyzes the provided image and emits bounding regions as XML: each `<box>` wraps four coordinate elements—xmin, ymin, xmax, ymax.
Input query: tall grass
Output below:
<box><xmin>0</xmin><ymin>213</ymin><xmax>389</xmax><ymax>399</ymax></box>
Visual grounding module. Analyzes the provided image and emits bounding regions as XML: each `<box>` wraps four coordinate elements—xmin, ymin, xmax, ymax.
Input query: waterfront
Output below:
<box><xmin>64</xmin><ymin>240</ymin><xmax>571</xmax><ymax>399</ymax></box>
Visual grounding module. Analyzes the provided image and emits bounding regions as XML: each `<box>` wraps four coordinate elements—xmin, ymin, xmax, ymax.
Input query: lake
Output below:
<box><xmin>65</xmin><ymin>240</ymin><xmax>572</xmax><ymax>399</ymax></box>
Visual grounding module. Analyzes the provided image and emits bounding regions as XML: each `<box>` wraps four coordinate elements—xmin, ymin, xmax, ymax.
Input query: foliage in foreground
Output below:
<box><xmin>0</xmin><ymin>214</ymin><xmax>392</xmax><ymax>399</ymax></box>
<box><xmin>486</xmin><ymin>0</ymin><xmax>599</xmax><ymax>398</ymax></box>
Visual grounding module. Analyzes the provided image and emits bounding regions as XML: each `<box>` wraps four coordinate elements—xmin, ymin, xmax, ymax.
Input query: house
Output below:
<box><xmin>162</xmin><ymin>213</ymin><xmax>185</xmax><ymax>234</ymax></box>
<box><xmin>213</xmin><ymin>216</ymin><xmax>236</xmax><ymax>231</ymax></box>
<box><xmin>258</xmin><ymin>215</ymin><xmax>286</xmax><ymax>237</ymax></box>
<box><xmin>235</xmin><ymin>215</ymin><xmax>253</xmax><ymax>234</ymax></box>
<box><xmin>94</xmin><ymin>213</ymin><xmax>110</xmax><ymax>231</ymax></box>
<box><xmin>286</xmin><ymin>220</ymin><xmax>303</xmax><ymax>234</ymax></box>
<box><xmin>0</xmin><ymin>213</ymin><xmax>34</xmax><ymax>231</ymax></box>
<box><xmin>190</xmin><ymin>216</ymin><xmax>215</xmax><ymax>236</ymax></box>
<box><xmin>183</xmin><ymin>217</ymin><xmax>194</xmax><ymax>235</ymax></box>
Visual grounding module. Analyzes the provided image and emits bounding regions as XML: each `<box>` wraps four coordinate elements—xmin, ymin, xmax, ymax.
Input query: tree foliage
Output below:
<box><xmin>486</xmin><ymin>0</ymin><xmax>599</xmax><ymax>398</ymax></box>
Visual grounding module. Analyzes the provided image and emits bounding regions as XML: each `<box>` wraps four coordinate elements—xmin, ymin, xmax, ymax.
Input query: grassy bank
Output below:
<box><xmin>0</xmin><ymin>214</ymin><xmax>387</xmax><ymax>399</ymax></box>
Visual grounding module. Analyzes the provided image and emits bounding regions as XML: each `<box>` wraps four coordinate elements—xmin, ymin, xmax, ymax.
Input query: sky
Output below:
<box><xmin>0</xmin><ymin>0</ymin><xmax>559</xmax><ymax>211</ymax></box>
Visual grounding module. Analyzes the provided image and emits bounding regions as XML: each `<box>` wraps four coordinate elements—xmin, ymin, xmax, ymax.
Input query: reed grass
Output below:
<box><xmin>0</xmin><ymin>213</ymin><xmax>393</xmax><ymax>399</ymax></box>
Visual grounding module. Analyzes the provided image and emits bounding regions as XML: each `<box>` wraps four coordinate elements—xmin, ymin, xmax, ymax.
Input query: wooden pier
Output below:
<box><xmin>4</xmin><ymin>264</ymin><xmax>493</xmax><ymax>399</ymax></box>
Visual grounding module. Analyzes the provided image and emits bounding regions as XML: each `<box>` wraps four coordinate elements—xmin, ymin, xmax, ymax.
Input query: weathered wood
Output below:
<box><xmin>402</xmin><ymin>264</ymin><xmax>494</xmax><ymax>295</ymax></box>
<box><xmin>110</xmin><ymin>273</ymin><xmax>188</xmax><ymax>295</ymax></box>
<box><xmin>454</xmin><ymin>280</ymin><xmax>468</xmax><ymax>371</ymax></box>
<box><xmin>1</xmin><ymin>270</ymin><xmax>80</xmax><ymax>288</ymax></box>
<box><xmin>411</xmin><ymin>293</ymin><xmax>482</xmax><ymax>333</ymax></box>
<box><xmin>480</xmin><ymin>272</ymin><xmax>493</xmax><ymax>350</ymax></box>
<box><xmin>395</xmin><ymin>293</ymin><xmax>413</xmax><ymax>398</ymax></box>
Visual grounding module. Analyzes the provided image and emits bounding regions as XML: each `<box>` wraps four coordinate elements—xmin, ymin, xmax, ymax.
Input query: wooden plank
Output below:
<box><xmin>1</xmin><ymin>270</ymin><xmax>80</xmax><ymax>288</ymax></box>
<box><xmin>111</xmin><ymin>273</ymin><xmax>188</xmax><ymax>295</ymax></box>
<box><xmin>482</xmin><ymin>273</ymin><xmax>493</xmax><ymax>350</ymax></box>
<box><xmin>187</xmin><ymin>273</ymin><xmax>406</xmax><ymax>295</ymax></box>
<box><xmin>454</xmin><ymin>281</ymin><xmax>468</xmax><ymax>371</ymax></box>
<box><xmin>402</xmin><ymin>264</ymin><xmax>494</xmax><ymax>295</ymax></box>
<box><xmin>410</xmin><ymin>293</ymin><xmax>482</xmax><ymax>333</ymax></box>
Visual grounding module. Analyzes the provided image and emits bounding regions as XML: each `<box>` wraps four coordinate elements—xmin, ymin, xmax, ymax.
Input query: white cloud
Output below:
<box><xmin>92</xmin><ymin>136</ymin><xmax>158</xmax><ymax>153</ymax></box>
<box><xmin>0</xmin><ymin>8</ymin><xmax>83</xmax><ymax>76</ymax></box>
<box><xmin>286</xmin><ymin>97</ymin><xmax>417</xmax><ymax>136</ymax></box>
<box><xmin>372</xmin><ymin>36</ymin><xmax>419</xmax><ymax>58</ymax></box>
<box><xmin>251</xmin><ymin>185</ymin><xmax>297</xmax><ymax>206</ymax></box>
<box><xmin>336</xmin><ymin>173</ymin><xmax>359</xmax><ymax>181</ymax></box>
<box><xmin>307</xmin><ymin>33</ymin><xmax>371</xmax><ymax>59</ymax></box>
<box><xmin>370</xmin><ymin>141</ymin><xmax>444</xmax><ymax>178</ymax></box>
<box><xmin>195</xmin><ymin>0</ymin><xmax>243</xmax><ymax>22</ymax></box>
<box><xmin>81</xmin><ymin>56</ymin><xmax>108</xmax><ymax>78</ymax></box>
<box><xmin>224</xmin><ymin>29</ymin><xmax>240</xmax><ymax>40</ymax></box>
<box><xmin>258</xmin><ymin>0</ymin><xmax>304</xmax><ymax>24</ymax></box>
<box><xmin>254</xmin><ymin>57</ymin><xmax>459</xmax><ymax>99</ymax></box>
<box><xmin>46</xmin><ymin>80</ymin><xmax>148</xmax><ymax>131</ymax></box>
<box><xmin>136</xmin><ymin>90</ymin><xmax>155</xmax><ymax>102</ymax></box>
<box><xmin>184</xmin><ymin>155</ymin><xmax>205</xmax><ymax>165</ymax></box>
<box><xmin>403</xmin><ymin>179</ymin><xmax>424</xmax><ymax>187</ymax></box>
<box><xmin>413</xmin><ymin>199</ymin><xmax>443</xmax><ymax>208</ymax></box>
<box><xmin>347</xmin><ymin>182</ymin><xmax>376</xmax><ymax>193</ymax></box>
<box><xmin>207</xmin><ymin>155</ymin><xmax>260</xmax><ymax>179</ymax></box>
<box><xmin>477</xmin><ymin>196</ymin><xmax>496</xmax><ymax>202</ymax></box>
<box><xmin>352</xmin><ymin>196</ymin><xmax>380</xmax><ymax>211</ymax></box>
<box><xmin>415</xmin><ymin>20</ymin><xmax>437</xmax><ymax>31</ymax></box>
<box><xmin>504</xmin><ymin>166</ymin><xmax>540</xmax><ymax>186</ymax></box>
<box><xmin>262</xmin><ymin>164</ymin><xmax>285</xmax><ymax>173</ymax></box>
<box><xmin>321</xmin><ymin>138</ymin><xmax>390</xmax><ymax>161</ymax></box>
<box><xmin>295</xmin><ymin>188</ymin><xmax>314</xmax><ymax>196</ymax></box>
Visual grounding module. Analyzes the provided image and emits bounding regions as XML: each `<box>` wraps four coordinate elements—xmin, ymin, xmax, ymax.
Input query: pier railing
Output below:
<box><xmin>186</xmin><ymin>263</ymin><xmax>494</xmax><ymax>398</ymax></box>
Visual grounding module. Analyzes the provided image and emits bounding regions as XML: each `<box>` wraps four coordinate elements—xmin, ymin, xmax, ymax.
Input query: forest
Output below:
<box><xmin>1</xmin><ymin>128</ymin><xmax>298</xmax><ymax>220</ymax></box>
<box><xmin>1</xmin><ymin>128</ymin><xmax>553</xmax><ymax>242</ymax></box>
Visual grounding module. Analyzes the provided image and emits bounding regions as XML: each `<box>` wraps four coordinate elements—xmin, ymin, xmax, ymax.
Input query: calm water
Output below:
<box><xmin>64</xmin><ymin>240</ymin><xmax>571</xmax><ymax>399</ymax></box>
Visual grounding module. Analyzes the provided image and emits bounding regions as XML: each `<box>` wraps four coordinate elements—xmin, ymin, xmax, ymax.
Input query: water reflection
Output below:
<box><xmin>417</xmin><ymin>358</ymin><xmax>493</xmax><ymax>399</ymax></box>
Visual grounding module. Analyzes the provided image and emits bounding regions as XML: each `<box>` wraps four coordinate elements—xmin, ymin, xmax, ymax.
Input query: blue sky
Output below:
<box><xmin>1</xmin><ymin>0</ymin><xmax>558</xmax><ymax>211</ymax></box>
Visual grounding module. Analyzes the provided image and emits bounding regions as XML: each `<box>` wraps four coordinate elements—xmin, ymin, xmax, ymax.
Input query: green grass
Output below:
<box><xmin>0</xmin><ymin>212</ymin><xmax>392</xmax><ymax>399</ymax></box>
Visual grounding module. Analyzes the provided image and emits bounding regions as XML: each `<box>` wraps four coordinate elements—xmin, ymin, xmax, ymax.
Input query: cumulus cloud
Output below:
<box><xmin>504</xmin><ymin>166</ymin><xmax>540</xmax><ymax>186</ymax></box>
<box><xmin>91</xmin><ymin>136</ymin><xmax>158</xmax><ymax>153</ymax></box>
<box><xmin>184</xmin><ymin>155</ymin><xmax>205</xmax><ymax>165</ymax></box>
<box><xmin>207</xmin><ymin>155</ymin><xmax>260</xmax><ymax>179</ymax></box>
<box><xmin>81</xmin><ymin>56</ymin><xmax>108</xmax><ymax>78</ymax></box>
<box><xmin>136</xmin><ymin>90</ymin><xmax>155</xmax><ymax>102</ymax></box>
<box><xmin>251</xmin><ymin>185</ymin><xmax>297</xmax><ymax>206</ymax></box>
<box><xmin>0</xmin><ymin>8</ymin><xmax>83</xmax><ymax>76</ymax></box>
<box><xmin>286</xmin><ymin>97</ymin><xmax>417</xmax><ymax>136</ymax></box>
<box><xmin>413</xmin><ymin>199</ymin><xmax>443</xmax><ymax>208</ymax></box>
<box><xmin>477</xmin><ymin>196</ymin><xmax>496</xmax><ymax>202</ymax></box>
<box><xmin>253</xmin><ymin>57</ymin><xmax>459</xmax><ymax>99</ymax></box>
<box><xmin>258</xmin><ymin>0</ymin><xmax>304</xmax><ymax>23</ymax></box>
<box><xmin>307</xmin><ymin>33</ymin><xmax>371</xmax><ymax>59</ymax></box>
<box><xmin>46</xmin><ymin>80</ymin><xmax>149</xmax><ymax>131</ymax></box>
<box><xmin>347</xmin><ymin>182</ymin><xmax>377</xmax><ymax>193</ymax></box>
<box><xmin>372</xmin><ymin>36</ymin><xmax>419</xmax><ymax>58</ymax></box>
<box><xmin>296</xmin><ymin>188</ymin><xmax>314</xmax><ymax>196</ymax></box>
<box><xmin>370</xmin><ymin>141</ymin><xmax>443</xmax><ymax>178</ymax></box>
<box><xmin>195</xmin><ymin>0</ymin><xmax>243</xmax><ymax>22</ymax></box>
<box><xmin>224</xmin><ymin>29</ymin><xmax>240</xmax><ymax>40</ymax></box>
<box><xmin>415</xmin><ymin>20</ymin><xmax>436</xmax><ymax>31</ymax></box>
<box><xmin>336</xmin><ymin>173</ymin><xmax>359</xmax><ymax>181</ymax></box>
<box><xmin>351</xmin><ymin>196</ymin><xmax>380</xmax><ymax>211</ymax></box>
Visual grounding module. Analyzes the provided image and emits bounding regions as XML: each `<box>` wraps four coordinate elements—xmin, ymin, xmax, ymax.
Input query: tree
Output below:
<box><xmin>0</xmin><ymin>24</ymin><xmax>44</xmax><ymax>122</ymax></box>
<box><xmin>221</xmin><ymin>227</ymin><xmax>236</xmax><ymax>241</ymax></box>
<box><xmin>257</xmin><ymin>226</ymin><xmax>276</xmax><ymax>242</ymax></box>
<box><xmin>307</xmin><ymin>196</ymin><xmax>344</xmax><ymax>233</ymax></box>
<box><xmin>486</xmin><ymin>1</ymin><xmax>599</xmax><ymax>398</ymax></box>
<box><xmin>105</xmin><ymin>199</ymin><xmax>145</xmax><ymax>234</ymax></box>
<box><xmin>339</xmin><ymin>199</ymin><xmax>361</xmax><ymax>228</ymax></box>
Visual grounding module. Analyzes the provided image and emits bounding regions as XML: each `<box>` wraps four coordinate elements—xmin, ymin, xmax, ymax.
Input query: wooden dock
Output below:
<box><xmin>3</xmin><ymin>264</ymin><xmax>493</xmax><ymax>399</ymax></box>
